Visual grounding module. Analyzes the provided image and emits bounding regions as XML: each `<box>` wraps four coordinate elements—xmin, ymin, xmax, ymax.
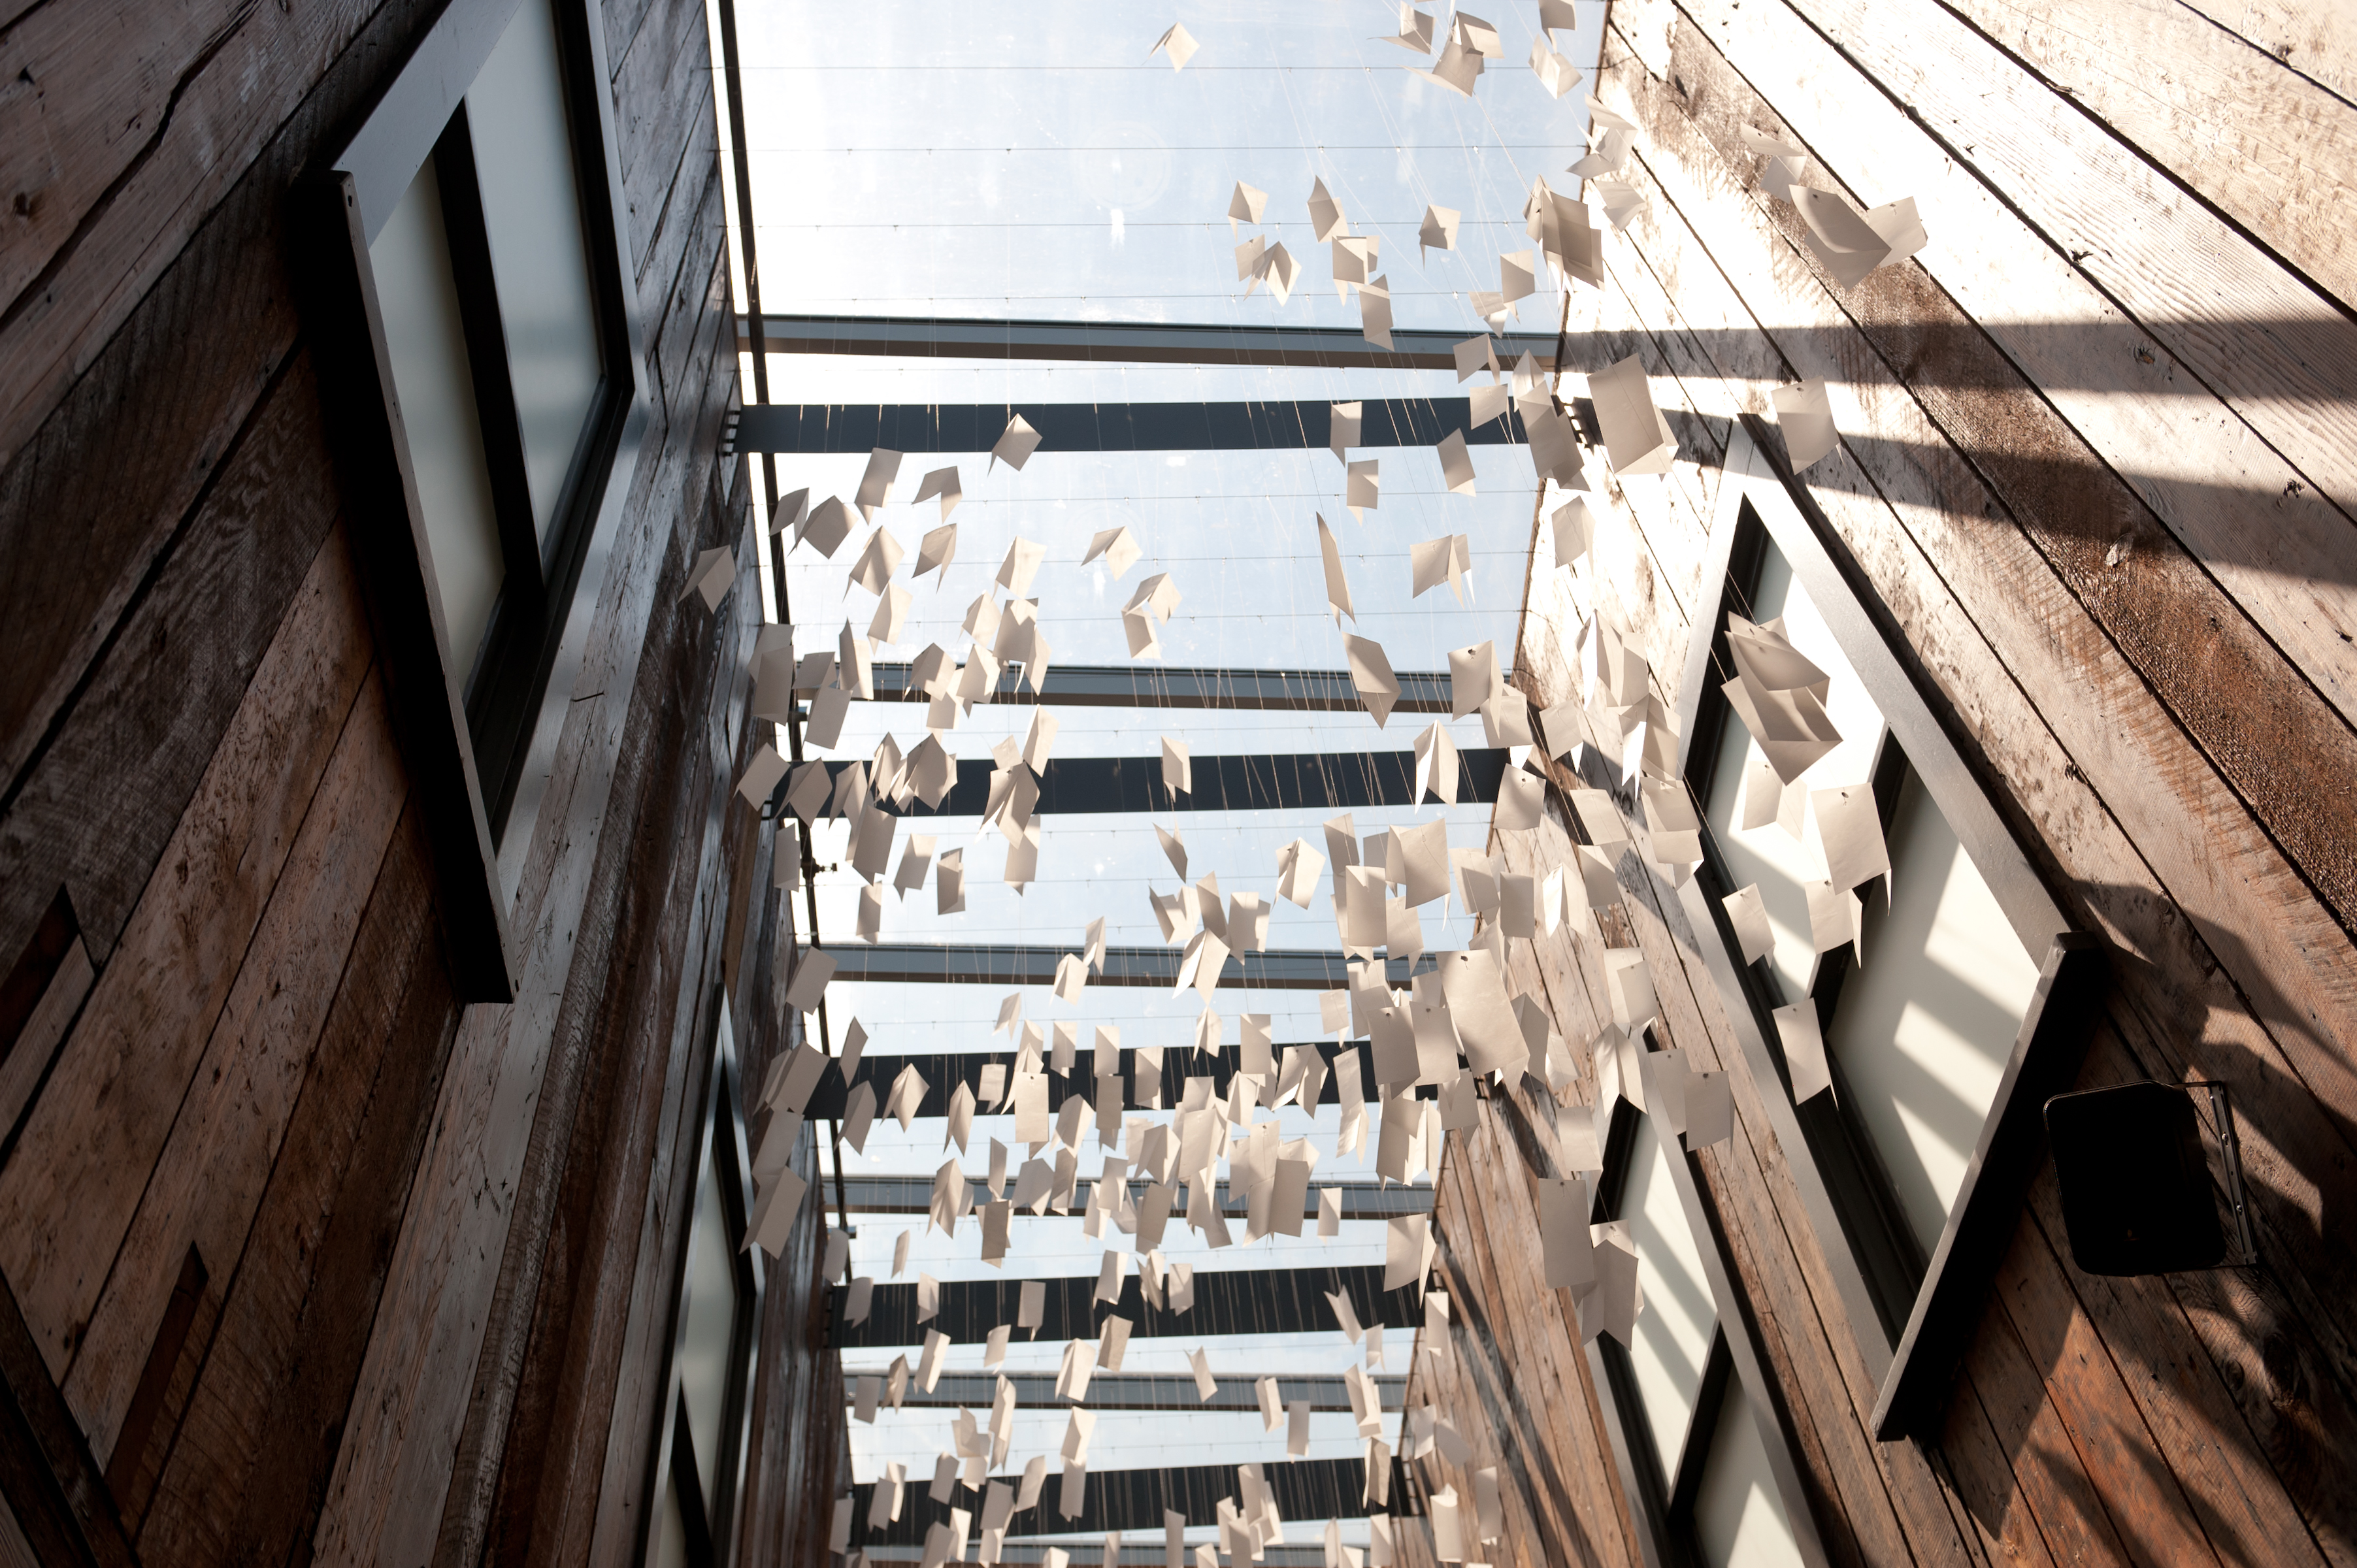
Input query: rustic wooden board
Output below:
<box><xmin>65</xmin><ymin>664</ymin><xmax>406</xmax><ymax>1465</ymax></box>
<box><xmin>1600</xmin><ymin>27</ymin><xmax>2357</xmax><ymax>1390</ymax></box>
<box><xmin>129</xmin><ymin>798</ymin><xmax>439</xmax><ymax>1566</ymax></box>
<box><xmin>1681</xmin><ymin>0</ymin><xmax>2357</xmax><ymax>738</ymax></box>
<box><xmin>1938</xmin><ymin>0</ymin><xmax>2357</xmax><ymax>314</ymax></box>
<box><xmin>2171</xmin><ymin>0</ymin><xmax>2357</xmax><ymax>105</ymax></box>
<box><xmin>0</xmin><ymin>525</ymin><xmax>369</xmax><ymax>1383</ymax></box>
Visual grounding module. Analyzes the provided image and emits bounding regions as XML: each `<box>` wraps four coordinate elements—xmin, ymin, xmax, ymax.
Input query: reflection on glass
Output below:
<box><xmin>678</xmin><ymin>1143</ymin><xmax>741</xmax><ymax>1507</ymax></box>
<box><xmin>1691</xmin><ymin>1386</ymin><xmax>1804</xmax><ymax>1568</ymax></box>
<box><xmin>470</xmin><ymin>0</ymin><xmax>604</xmax><ymax>544</ymax></box>
<box><xmin>1622</xmin><ymin>1115</ymin><xmax>1714</xmax><ymax>1478</ymax></box>
<box><xmin>1825</xmin><ymin>773</ymin><xmax>2041</xmax><ymax>1253</ymax></box>
<box><xmin>371</xmin><ymin>156</ymin><xmax>506</xmax><ymax>682</ymax></box>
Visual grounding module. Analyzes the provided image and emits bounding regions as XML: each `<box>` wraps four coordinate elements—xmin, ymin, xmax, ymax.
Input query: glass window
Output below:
<box><xmin>1690</xmin><ymin>1382</ymin><xmax>1805</xmax><ymax>1568</ymax></box>
<box><xmin>677</xmin><ymin>1140</ymin><xmax>742</xmax><ymax>1505</ymax></box>
<box><xmin>1700</xmin><ymin>529</ymin><xmax>2041</xmax><ymax>1258</ymax></box>
<box><xmin>1622</xmin><ymin>1115</ymin><xmax>1715</xmax><ymax>1479</ymax></box>
<box><xmin>371</xmin><ymin>156</ymin><xmax>507</xmax><ymax>681</ymax></box>
<box><xmin>468</xmin><ymin>0</ymin><xmax>606</xmax><ymax>544</ymax></box>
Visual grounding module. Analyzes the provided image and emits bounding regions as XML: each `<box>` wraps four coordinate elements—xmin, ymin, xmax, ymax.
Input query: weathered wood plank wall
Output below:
<box><xmin>1405</xmin><ymin>2</ymin><xmax>2357</xmax><ymax>1564</ymax></box>
<box><xmin>0</xmin><ymin>0</ymin><xmax>833</xmax><ymax>1558</ymax></box>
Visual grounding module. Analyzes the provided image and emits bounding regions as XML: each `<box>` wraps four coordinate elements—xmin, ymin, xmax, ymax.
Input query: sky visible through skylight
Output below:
<box><xmin>720</xmin><ymin>1</ymin><xmax>1605</xmax><ymax>1551</ymax></box>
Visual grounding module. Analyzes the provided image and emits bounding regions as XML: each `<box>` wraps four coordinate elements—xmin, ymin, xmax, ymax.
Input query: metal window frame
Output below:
<box><xmin>1583</xmin><ymin>1092</ymin><xmax>1830</xmax><ymax>1568</ymax></box>
<box><xmin>295</xmin><ymin>0</ymin><xmax>653</xmax><ymax>1000</ymax></box>
<box><xmin>642</xmin><ymin>990</ymin><xmax>765</xmax><ymax>1567</ymax></box>
<box><xmin>1664</xmin><ymin>423</ymin><xmax>2106</xmax><ymax>1441</ymax></box>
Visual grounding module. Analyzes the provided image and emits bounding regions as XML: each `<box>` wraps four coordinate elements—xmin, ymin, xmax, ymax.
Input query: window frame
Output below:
<box><xmin>297</xmin><ymin>0</ymin><xmax>652</xmax><ymax>1001</ymax></box>
<box><xmin>644</xmin><ymin>990</ymin><xmax>764</xmax><ymax>1567</ymax></box>
<box><xmin>1583</xmin><ymin>1086</ymin><xmax>1829</xmax><ymax>1568</ymax></box>
<box><xmin>1664</xmin><ymin>421</ymin><xmax>2105</xmax><ymax>1441</ymax></box>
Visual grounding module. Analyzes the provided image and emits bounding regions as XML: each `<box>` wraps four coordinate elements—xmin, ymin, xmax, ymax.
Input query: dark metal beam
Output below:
<box><xmin>846</xmin><ymin>1371</ymin><xmax>1405</xmax><ymax>1414</ymax></box>
<box><xmin>804</xmin><ymin>1044</ymin><xmax>1431</xmax><ymax>1121</ymax></box>
<box><xmin>740</xmin><ymin>312</ymin><xmax>1561</xmax><ymax>372</ymax></box>
<box><xmin>801</xmin><ymin>750</ymin><xmax>1506</xmax><ymax>819</ymax></box>
<box><xmin>832</xmin><ymin>1176</ymin><xmax>1433</xmax><ymax>1221</ymax></box>
<box><xmin>832</xmin><ymin>1264</ymin><xmax>1413</xmax><ymax>1348</ymax></box>
<box><xmin>735</xmin><ymin>399</ymin><xmax>1525</xmax><ymax>455</ymax></box>
<box><xmin>865</xmin><ymin>662</ymin><xmax>1468</xmax><ymax>714</ymax></box>
<box><xmin>848</xmin><ymin>1456</ymin><xmax>1383</xmax><ymax>1544</ymax></box>
<box><xmin>825</xmin><ymin>945</ymin><xmax>1434</xmax><ymax>992</ymax></box>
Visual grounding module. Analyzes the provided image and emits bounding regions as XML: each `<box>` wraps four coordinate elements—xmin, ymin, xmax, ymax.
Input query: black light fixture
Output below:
<box><xmin>2044</xmin><ymin>1081</ymin><xmax>2255</xmax><ymax>1276</ymax></box>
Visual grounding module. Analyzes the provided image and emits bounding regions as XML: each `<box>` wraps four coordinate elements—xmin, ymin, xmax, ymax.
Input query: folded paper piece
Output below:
<box><xmin>1277</xmin><ymin>838</ymin><xmax>1325</xmax><ymax>907</ymax></box>
<box><xmin>1468</xmin><ymin>378</ymin><xmax>1509</xmax><ymax>431</ymax></box>
<box><xmin>771</xmin><ymin>487</ymin><xmax>808</xmax><ymax>538</ymax></box>
<box><xmin>1581</xmin><ymin>1221</ymin><xmax>1642</xmax><ymax>1347</ymax></box>
<box><xmin>853</xmin><ymin>447</ymin><xmax>903</xmax><ymax>523</ymax></box>
<box><xmin>1057</xmin><ymin>1337</ymin><xmax>1097</xmax><ymax>1401</ymax></box>
<box><xmin>1722</xmin><ymin>883</ymin><xmax>1775</xmax><ymax>966</ymax></box>
<box><xmin>1774</xmin><ymin>1002</ymin><xmax>1833</xmax><ymax>1102</ymax></box>
<box><xmin>1412</xmin><ymin>721</ymin><xmax>1459</xmax><ymax>806</ymax></box>
<box><xmin>784</xmin><ymin>950</ymin><xmax>836</xmax><ymax>1013</ymax></box>
<box><xmin>1685</xmin><ymin>1070</ymin><xmax>1734</xmax><ymax>1149</ymax></box>
<box><xmin>1436</xmin><ymin>429</ymin><xmax>1476</xmax><ymax>496</ymax></box>
<box><xmin>1308</xmin><ymin>178</ymin><xmax>1347</xmax><ymax>243</ymax></box>
<box><xmin>1411</xmin><ymin>26</ymin><xmax>1483</xmax><ymax>95</ymax></box>
<box><xmin>1552</xmin><ymin>497</ymin><xmax>1595</xmax><ymax>574</ymax></box>
<box><xmin>740</xmin><ymin>1167</ymin><xmax>806</xmax><ymax>1256</ymax></box>
<box><xmin>1807</xmin><ymin>877</ymin><xmax>1865</xmax><ymax>961</ymax></box>
<box><xmin>1453</xmin><ymin>335</ymin><xmax>1496</xmax><ymax>384</ymax></box>
<box><xmin>1394</xmin><ymin>820</ymin><xmax>1450</xmax><ymax>907</ymax></box>
<box><xmin>1149</xmin><ymin>20</ymin><xmax>1198</xmax><ymax>68</ymax></box>
<box><xmin>1593</xmin><ymin>176</ymin><xmax>1647</xmax><ymax>231</ymax></box>
<box><xmin>1530</xmin><ymin>32</ymin><xmax>1582</xmax><ymax>95</ymax></box>
<box><xmin>1814</xmin><ymin>783</ymin><xmax>1892</xmax><ymax>896</ymax></box>
<box><xmin>1587</xmin><ymin>353</ymin><xmax>1678</xmax><ymax>476</ymax></box>
<box><xmin>919</xmin><ymin>1328</ymin><xmax>950</xmax><ymax>1396</ymax></box>
<box><xmin>802</xmin><ymin>497</ymin><xmax>854</xmax><ymax>558</ymax></box>
<box><xmin>1189</xmin><ymin>1346</ymin><xmax>1219</xmax><ymax>1401</ymax></box>
<box><xmin>1791</xmin><ymin>186</ymin><xmax>1926</xmax><ymax>289</ymax></box>
<box><xmin>1344</xmin><ymin>636</ymin><xmax>1402</xmax><ymax>727</ymax></box>
<box><xmin>735</xmin><ymin>744</ymin><xmax>789</xmax><ymax>809</ymax></box>
<box><xmin>1483</xmin><ymin>689</ymin><xmax>1534</xmax><ymax>750</ymax></box>
<box><xmin>1448</xmin><ymin>640</ymin><xmax>1500</xmax><ymax>719</ymax></box>
<box><xmin>1606</xmin><ymin>947</ymin><xmax>1658</xmax><ymax>1035</ymax></box>
<box><xmin>1500</xmin><ymin>248</ymin><xmax>1537</xmax><ymax>304</ymax></box>
<box><xmin>1409</xmin><ymin>534</ymin><xmax>1472</xmax><ymax>603</ymax></box>
<box><xmin>1228</xmin><ymin>180</ymin><xmax>1268</xmax><ymax>234</ymax></box>
<box><xmin>682</xmin><ymin>546</ymin><xmax>735</xmax><ymax>610</ymax></box>
<box><xmin>1441</xmin><ymin>949</ymin><xmax>1523</xmax><ymax>1078</ymax></box>
<box><xmin>1330</xmin><ymin>400</ymin><xmax>1362</xmax><ymax>462</ymax></box>
<box><xmin>1257</xmin><ymin>1375</ymin><xmax>1283</xmax><ymax>1432</ymax></box>
<box><xmin>1384</xmin><ymin>1213</ymin><xmax>1434</xmax><ymax>1291</ymax></box>
<box><xmin>1317</xmin><ymin>514</ymin><xmax>1357</xmax><ymax>623</ymax></box>
<box><xmin>1538</xmin><ymin>1176</ymin><xmax>1597</xmax><ymax>1292</ymax></box>
<box><xmin>1248</xmin><ymin>240</ymin><xmax>1301</xmax><ymax>304</ymax></box>
<box><xmin>1345</xmin><ymin>459</ymin><xmax>1380</xmax><ymax>520</ymax></box>
<box><xmin>1386</xmin><ymin>2</ymin><xmax>1436</xmax><ymax>52</ymax></box>
<box><xmin>1082</xmin><ymin>525</ymin><xmax>1142</xmax><ymax>578</ymax></box>
<box><xmin>991</xmin><ymin>413</ymin><xmax>1043</xmax><ymax>473</ymax></box>
<box><xmin>1722</xmin><ymin>612</ymin><xmax>1842</xmax><ymax>783</ymax></box>
<box><xmin>1358</xmin><ymin>272</ymin><xmax>1394</xmax><ymax>350</ymax></box>
<box><xmin>997</xmin><ymin>538</ymin><xmax>1046</xmax><ymax>598</ymax></box>
<box><xmin>1492</xmin><ymin>768</ymin><xmax>1545</xmax><ymax>838</ymax></box>
<box><xmin>1772</xmin><ymin>377</ymin><xmax>1838</xmax><ymax>471</ymax></box>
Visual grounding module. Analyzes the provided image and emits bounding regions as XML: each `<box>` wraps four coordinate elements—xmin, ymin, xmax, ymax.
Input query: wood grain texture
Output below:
<box><xmin>64</xmin><ymin>663</ymin><xmax>407</xmax><ymax>1465</ymax></box>
<box><xmin>0</xmin><ymin>349</ymin><xmax>351</xmax><ymax>973</ymax></box>
<box><xmin>127</xmin><ymin>797</ymin><xmax>441</xmax><ymax>1567</ymax></box>
<box><xmin>0</xmin><ymin>0</ymin><xmax>389</xmax><ymax>470</ymax></box>
<box><xmin>0</xmin><ymin>524</ymin><xmax>369</xmax><ymax>1384</ymax></box>
<box><xmin>1683</xmin><ymin>0</ymin><xmax>2357</xmax><ymax>737</ymax></box>
<box><xmin>2171</xmin><ymin>0</ymin><xmax>2357</xmax><ymax>105</ymax></box>
<box><xmin>1937</xmin><ymin>0</ymin><xmax>2357</xmax><ymax>312</ymax></box>
<box><xmin>1598</xmin><ymin>26</ymin><xmax>2357</xmax><ymax>1393</ymax></box>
